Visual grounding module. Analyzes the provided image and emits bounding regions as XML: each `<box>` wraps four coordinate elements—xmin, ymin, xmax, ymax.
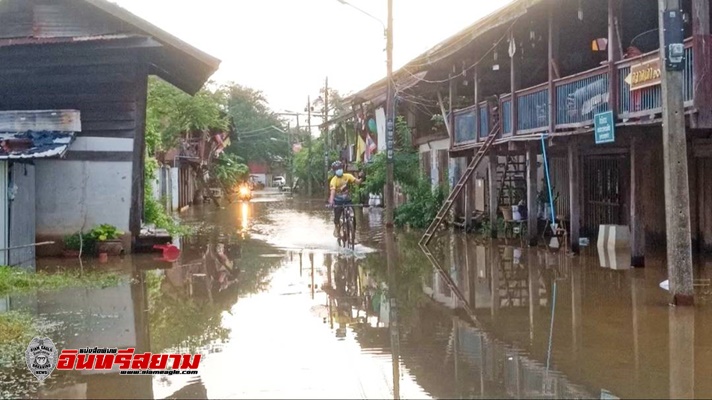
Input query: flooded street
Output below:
<box><xmin>3</xmin><ymin>191</ymin><xmax>712</xmax><ymax>399</ymax></box>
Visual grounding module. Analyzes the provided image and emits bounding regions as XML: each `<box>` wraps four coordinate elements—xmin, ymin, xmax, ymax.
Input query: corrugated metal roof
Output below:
<box><xmin>346</xmin><ymin>0</ymin><xmax>544</xmax><ymax>104</ymax></box>
<box><xmin>0</xmin><ymin>33</ymin><xmax>148</xmax><ymax>48</ymax></box>
<box><xmin>0</xmin><ymin>131</ymin><xmax>75</xmax><ymax>160</ymax></box>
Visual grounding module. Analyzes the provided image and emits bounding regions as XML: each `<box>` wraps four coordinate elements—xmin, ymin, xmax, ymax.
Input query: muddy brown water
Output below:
<box><xmin>2</xmin><ymin>193</ymin><xmax>712</xmax><ymax>399</ymax></box>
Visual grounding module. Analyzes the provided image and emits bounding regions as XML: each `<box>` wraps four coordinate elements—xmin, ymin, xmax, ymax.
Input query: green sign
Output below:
<box><xmin>594</xmin><ymin>111</ymin><xmax>615</xmax><ymax>144</ymax></box>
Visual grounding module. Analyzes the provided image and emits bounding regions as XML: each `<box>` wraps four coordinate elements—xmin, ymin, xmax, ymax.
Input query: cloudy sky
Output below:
<box><xmin>113</xmin><ymin>0</ymin><xmax>510</xmax><ymax>116</ymax></box>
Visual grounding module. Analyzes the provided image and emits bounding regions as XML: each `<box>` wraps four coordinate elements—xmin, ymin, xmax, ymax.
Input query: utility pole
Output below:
<box><xmin>307</xmin><ymin>96</ymin><xmax>313</xmax><ymax>197</ymax></box>
<box><xmin>384</xmin><ymin>0</ymin><xmax>395</xmax><ymax>228</ymax></box>
<box><xmin>324</xmin><ymin>77</ymin><xmax>330</xmax><ymax>197</ymax></box>
<box><xmin>286</xmin><ymin>122</ymin><xmax>292</xmax><ymax>188</ymax></box>
<box><xmin>658</xmin><ymin>0</ymin><xmax>694</xmax><ymax>306</ymax></box>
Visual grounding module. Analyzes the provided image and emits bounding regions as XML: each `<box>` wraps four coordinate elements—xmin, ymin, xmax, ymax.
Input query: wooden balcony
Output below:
<box><xmin>451</xmin><ymin>37</ymin><xmax>702</xmax><ymax>150</ymax></box>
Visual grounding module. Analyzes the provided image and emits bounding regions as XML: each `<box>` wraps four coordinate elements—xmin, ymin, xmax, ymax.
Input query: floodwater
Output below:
<box><xmin>2</xmin><ymin>190</ymin><xmax>712</xmax><ymax>399</ymax></box>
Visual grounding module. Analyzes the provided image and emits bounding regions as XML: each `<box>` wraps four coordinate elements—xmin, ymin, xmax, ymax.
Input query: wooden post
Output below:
<box><xmin>608</xmin><ymin>0</ymin><xmax>622</xmax><ymax>117</ymax></box>
<box><xmin>692</xmin><ymin>0</ymin><xmax>712</xmax><ymax>127</ymax></box>
<box><xmin>568</xmin><ymin>139</ymin><xmax>581</xmax><ymax>254</ymax></box>
<box><xmin>630</xmin><ymin>136</ymin><xmax>645</xmax><ymax>266</ymax></box>
<box><xmin>527</xmin><ymin>249</ymin><xmax>538</xmax><ymax>343</ymax></box>
<box><xmin>526</xmin><ymin>143</ymin><xmax>538</xmax><ymax>246</ymax></box>
<box><xmin>548</xmin><ymin>1</ymin><xmax>559</xmax><ymax>133</ymax></box>
<box><xmin>510</xmin><ymin>29</ymin><xmax>519</xmax><ymax>135</ymax></box>
<box><xmin>489</xmin><ymin>153</ymin><xmax>498</xmax><ymax>237</ymax></box>
<box><xmin>465</xmin><ymin>154</ymin><xmax>472</xmax><ymax>230</ymax></box>
<box><xmin>129</xmin><ymin>66</ymin><xmax>149</xmax><ymax>250</ymax></box>
<box><xmin>658</xmin><ymin>0</ymin><xmax>694</xmax><ymax>306</ymax></box>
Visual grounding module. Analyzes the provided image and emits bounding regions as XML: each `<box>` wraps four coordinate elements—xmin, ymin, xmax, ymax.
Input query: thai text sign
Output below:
<box><xmin>625</xmin><ymin>57</ymin><xmax>662</xmax><ymax>91</ymax></box>
<box><xmin>594</xmin><ymin>111</ymin><xmax>615</xmax><ymax>144</ymax></box>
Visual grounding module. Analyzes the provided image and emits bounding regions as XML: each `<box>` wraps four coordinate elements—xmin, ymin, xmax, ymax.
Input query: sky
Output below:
<box><xmin>113</xmin><ymin>0</ymin><xmax>511</xmax><ymax>120</ymax></box>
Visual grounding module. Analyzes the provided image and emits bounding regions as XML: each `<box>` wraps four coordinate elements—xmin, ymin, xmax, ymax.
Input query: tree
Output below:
<box><xmin>222</xmin><ymin>83</ymin><xmax>289</xmax><ymax>165</ymax></box>
<box><xmin>145</xmin><ymin>77</ymin><xmax>229</xmax><ymax>156</ymax></box>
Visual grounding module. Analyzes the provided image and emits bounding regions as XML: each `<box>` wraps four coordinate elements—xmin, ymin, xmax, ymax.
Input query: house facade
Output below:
<box><xmin>341</xmin><ymin>0</ymin><xmax>712</xmax><ymax>263</ymax></box>
<box><xmin>0</xmin><ymin>0</ymin><xmax>220</xmax><ymax>257</ymax></box>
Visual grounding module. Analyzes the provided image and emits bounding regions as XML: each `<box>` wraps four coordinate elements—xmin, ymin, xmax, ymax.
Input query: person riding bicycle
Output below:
<box><xmin>328</xmin><ymin>161</ymin><xmax>362</xmax><ymax>238</ymax></box>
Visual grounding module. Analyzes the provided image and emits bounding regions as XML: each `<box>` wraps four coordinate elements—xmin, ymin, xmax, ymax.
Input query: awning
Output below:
<box><xmin>0</xmin><ymin>131</ymin><xmax>76</xmax><ymax>160</ymax></box>
<box><xmin>0</xmin><ymin>110</ymin><xmax>80</xmax><ymax>160</ymax></box>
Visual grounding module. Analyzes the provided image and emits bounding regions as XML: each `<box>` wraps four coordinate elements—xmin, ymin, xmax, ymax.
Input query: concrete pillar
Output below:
<box><xmin>669</xmin><ymin>308</ymin><xmax>695</xmax><ymax>399</ymax></box>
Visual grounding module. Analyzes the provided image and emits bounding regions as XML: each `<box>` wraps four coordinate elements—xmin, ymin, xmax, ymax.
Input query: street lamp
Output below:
<box><xmin>336</xmin><ymin>0</ymin><xmax>394</xmax><ymax>229</ymax></box>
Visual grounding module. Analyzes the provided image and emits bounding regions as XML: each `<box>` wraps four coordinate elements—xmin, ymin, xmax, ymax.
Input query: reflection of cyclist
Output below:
<box><xmin>328</xmin><ymin>161</ymin><xmax>362</xmax><ymax>238</ymax></box>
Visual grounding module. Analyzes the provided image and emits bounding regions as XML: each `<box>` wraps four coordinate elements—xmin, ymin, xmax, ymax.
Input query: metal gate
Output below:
<box><xmin>583</xmin><ymin>156</ymin><xmax>623</xmax><ymax>237</ymax></box>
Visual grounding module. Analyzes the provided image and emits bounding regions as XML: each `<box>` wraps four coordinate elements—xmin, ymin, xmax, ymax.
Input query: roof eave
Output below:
<box><xmin>83</xmin><ymin>0</ymin><xmax>221</xmax><ymax>94</ymax></box>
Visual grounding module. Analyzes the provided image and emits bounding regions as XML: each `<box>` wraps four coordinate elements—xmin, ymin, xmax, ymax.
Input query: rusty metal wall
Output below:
<box><xmin>9</xmin><ymin>162</ymin><xmax>34</xmax><ymax>270</ymax></box>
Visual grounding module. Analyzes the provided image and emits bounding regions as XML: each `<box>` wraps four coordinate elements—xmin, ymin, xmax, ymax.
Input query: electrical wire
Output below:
<box><xmin>393</xmin><ymin>16</ymin><xmax>522</xmax><ymax>86</ymax></box>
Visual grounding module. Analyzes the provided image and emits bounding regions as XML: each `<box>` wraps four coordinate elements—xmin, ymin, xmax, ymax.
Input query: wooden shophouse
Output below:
<box><xmin>347</xmin><ymin>0</ymin><xmax>712</xmax><ymax>264</ymax></box>
<box><xmin>0</xmin><ymin>0</ymin><xmax>220</xmax><ymax>256</ymax></box>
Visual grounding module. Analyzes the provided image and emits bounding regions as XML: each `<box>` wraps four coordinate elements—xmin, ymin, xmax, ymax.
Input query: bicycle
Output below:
<box><xmin>328</xmin><ymin>204</ymin><xmax>364</xmax><ymax>250</ymax></box>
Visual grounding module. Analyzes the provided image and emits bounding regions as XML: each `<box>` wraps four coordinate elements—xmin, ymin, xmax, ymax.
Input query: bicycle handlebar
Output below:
<box><xmin>326</xmin><ymin>204</ymin><xmax>366</xmax><ymax>208</ymax></box>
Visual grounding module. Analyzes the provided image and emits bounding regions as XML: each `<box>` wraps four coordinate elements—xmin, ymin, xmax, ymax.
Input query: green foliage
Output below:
<box><xmin>214</xmin><ymin>153</ymin><xmax>250</xmax><ymax>189</ymax></box>
<box><xmin>0</xmin><ymin>266</ymin><xmax>123</xmax><ymax>295</ymax></box>
<box><xmin>223</xmin><ymin>84</ymin><xmax>288</xmax><ymax>164</ymax></box>
<box><xmin>63</xmin><ymin>232</ymin><xmax>85</xmax><ymax>251</ymax></box>
<box><xmin>144</xmin><ymin>157</ymin><xmax>191</xmax><ymax>236</ymax></box>
<box><xmin>88</xmin><ymin>224</ymin><xmax>123</xmax><ymax>242</ymax></box>
<box><xmin>146</xmin><ymin>77</ymin><xmax>229</xmax><ymax>155</ymax></box>
<box><xmin>394</xmin><ymin>180</ymin><xmax>447</xmax><ymax>229</ymax></box>
<box><xmin>292</xmin><ymin>136</ymin><xmax>337</xmax><ymax>194</ymax></box>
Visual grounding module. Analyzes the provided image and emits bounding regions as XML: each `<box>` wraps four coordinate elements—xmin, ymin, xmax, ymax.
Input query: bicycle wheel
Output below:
<box><xmin>346</xmin><ymin>213</ymin><xmax>355</xmax><ymax>250</ymax></box>
<box><xmin>340</xmin><ymin>214</ymin><xmax>349</xmax><ymax>248</ymax></box>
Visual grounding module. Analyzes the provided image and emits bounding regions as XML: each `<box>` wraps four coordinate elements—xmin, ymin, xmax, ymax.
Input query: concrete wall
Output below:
<box><xmin>35</xmin><ymin>160</ymin><xmax>132</xmax><ymax>236</ymax></box>
<box><xmin>419</xmin><ymin>138</ymin><xmax>449</xmax><ymax>188</ymax></box>
<box><xmin>171</xmin><ymin>167</ymin><xmax>179</xmax><ymax>212</ymax></box>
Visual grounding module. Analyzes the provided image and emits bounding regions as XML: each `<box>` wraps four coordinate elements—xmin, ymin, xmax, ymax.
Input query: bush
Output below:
<box><xmin>63</xmin><ymin>232</ymin><xmax>95</xmax><ymax>253</ymax></box>
<box><xmin>394</xmin><ymin>179</ymin><xmax>446</xmax><ymax>229</ymax></box>
<box><xmin>88</xmin><ymin>224</ymin><xmax>124</xmax><ymax>242</ymax></box>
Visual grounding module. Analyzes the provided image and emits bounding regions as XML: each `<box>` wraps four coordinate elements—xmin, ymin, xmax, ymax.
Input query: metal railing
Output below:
<box><xmin>479</xmin><ymin>102</ymin><xmax>489</xmax><ymax>140</ymax></box>
<box><xmin>516</xmin><ymin>84</ymin><xmax>549</xmax><ymax>133</ymax></box>
<box><xmin>555</xmin><ymin>66</ymin><xmax>610</xmax><ymax>128</ymax></box>
<box><xmin>617</xmin><ymin>42</ymin><xmax>693</xmax><ymax>117</ymax></box>
<box><xmin>453</xmin><ymin>105</ymin><xmax>478</xmax><ymax>145</ymax></box>
<box><xmin>501</xmin><ymin>95</ymin><xmax>512</xmax><ymax>135</ymax></box>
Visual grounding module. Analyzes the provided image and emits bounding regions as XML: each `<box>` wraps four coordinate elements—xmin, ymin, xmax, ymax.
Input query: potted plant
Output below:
<box><xmin>63</xmin><ymin>233</ymin><xmax>83</xmax><ymax>258</ymax></box>
<box><xmin>89</xmin><ymin>224</ymin><xmax>125</xmax><ymax>256</ymax></box>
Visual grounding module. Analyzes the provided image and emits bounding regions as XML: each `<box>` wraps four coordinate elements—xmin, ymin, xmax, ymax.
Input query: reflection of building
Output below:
<box><xmin>5</xmin><ymin>275</ymin><xmax>153</xmax><ymax>399</ymax></box>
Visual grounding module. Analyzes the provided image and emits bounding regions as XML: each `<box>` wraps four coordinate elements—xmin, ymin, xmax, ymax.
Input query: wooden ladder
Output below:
<box><xmin>419</xmin><ymin>121</ymin><xmax>501</xmax><ymax>247</ymax></box>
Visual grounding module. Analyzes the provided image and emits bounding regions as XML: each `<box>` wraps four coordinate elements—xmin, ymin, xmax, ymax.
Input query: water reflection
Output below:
<box><xmin>3</xmin><ymin>197</ymin><xmax>712</xmax><ymax>399</ymax></box>
<box><xmin>417</xmin><ymin>233</ymin><xmax>712</xmax><ymax>399</ymax></box>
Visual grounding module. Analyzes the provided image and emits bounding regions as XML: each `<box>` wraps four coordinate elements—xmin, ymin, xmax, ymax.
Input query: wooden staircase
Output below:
<box><xmin>496</xmin><ymin>155</ymin><xmax>527</xmax><ymax>210</ymax></box>
<box><xmin>419</xmin><ymin>121</ymin><xmax>501</xmax><ymax>247</ymax></box>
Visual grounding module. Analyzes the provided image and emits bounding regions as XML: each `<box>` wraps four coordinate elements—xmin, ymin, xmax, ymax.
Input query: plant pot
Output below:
<box><xmin>96</xmin><ymin>239</ymin><xmax>124</xmax><ymax>256</ymax></box>
<box><xmin>62</xmin><ymin>250</ymin><xmax>81</xmax><ymax>258</ymax></box>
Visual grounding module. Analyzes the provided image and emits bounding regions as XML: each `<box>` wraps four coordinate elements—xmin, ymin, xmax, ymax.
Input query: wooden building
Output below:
<box><xmin>0</xmin><ymin>0</ymin><xmax>220</xmax><ymax>255</ymax></box>
<box><xmin>345</xmin><ymin>0</ymin><xmax>712</xmax><ymax>263</ymax></box>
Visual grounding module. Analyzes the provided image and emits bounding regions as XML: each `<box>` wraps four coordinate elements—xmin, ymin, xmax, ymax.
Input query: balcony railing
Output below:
<box><xmin>448</xmin><ymin>37</ymin><xmax>702</xmax><ymax>151</ymax></box>
<box><xmin>452</xmin><ymin>105</ymin><xmax>477</xmax><ymax>146</ymax></box>
<box><xmin>500</xmin><ymin>95</ymin><xmax>512</xmax><ymax>135</ymax></box>
<box><xmin>617</xmin><ymin>40</ymin><xmax>693</xmax><ymax>118</ymax></box>
<box><xmin>555</xmin><ymin>66</ymin><xmax>610</xmax><ymax>128</ymax></box>
<box><xmin>516</xmin><ymin>83</ymin><xmax>549</xmax><ymax>133</ymax></box>
<box><xmin>479</xmin><ymin>102</ymin><xmax>489</xmax><ymax>140</ymax></box>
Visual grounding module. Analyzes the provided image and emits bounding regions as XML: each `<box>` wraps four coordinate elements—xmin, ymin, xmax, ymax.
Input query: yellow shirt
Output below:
<box><xmin>330</xmin><ymin>173</ymin><xmax>357</xmax><ymax>196</ymax></box>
